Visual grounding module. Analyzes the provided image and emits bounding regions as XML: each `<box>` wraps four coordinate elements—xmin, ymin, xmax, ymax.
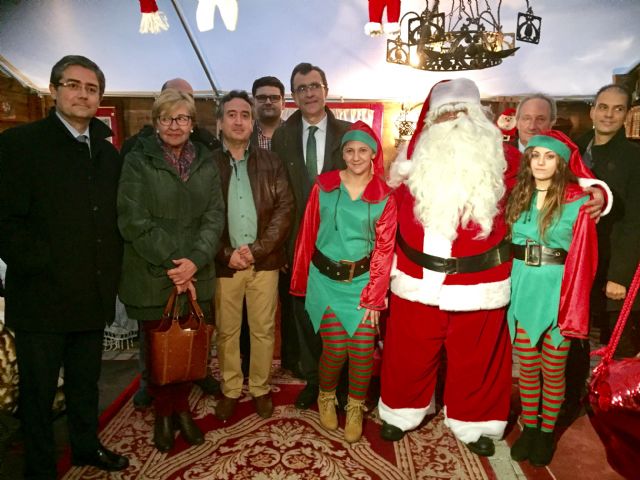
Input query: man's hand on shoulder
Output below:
<box><xmin>582</xmin><ymin>186</ymin><xmax>604</xmax><ymax>222</ymax></box>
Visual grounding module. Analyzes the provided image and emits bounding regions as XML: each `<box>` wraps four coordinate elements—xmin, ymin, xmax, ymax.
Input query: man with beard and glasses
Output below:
<box><xmin>377</xmin><ymin>79</ymin><xmax>606</xmax><ymax>457</ymax></box>
<box><xmin>251</xmin><ymin>76</ymin><xmax>285</xmax><ymax>150</ymax></box>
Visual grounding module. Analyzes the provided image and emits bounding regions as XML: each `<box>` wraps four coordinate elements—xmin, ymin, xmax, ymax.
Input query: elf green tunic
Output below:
<box><xmin>507</xmin><ymin>193</ymin><xmax>588</xmax><ymax>347</ymax></box>
<box><xmin>305</xmin><ymin>184</ymin><xmax>388</xmax><ymax>337</ymax></box>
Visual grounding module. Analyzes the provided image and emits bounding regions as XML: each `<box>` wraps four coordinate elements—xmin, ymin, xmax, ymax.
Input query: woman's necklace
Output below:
<box><xmin>536</xmin><ymin>188</ymin><xmax>548</xmax><ymax>192</ymax></box>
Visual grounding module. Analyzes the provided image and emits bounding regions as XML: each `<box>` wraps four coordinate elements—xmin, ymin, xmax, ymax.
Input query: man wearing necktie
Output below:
<box><xmin>0</xmin><ymin>55</ymin><xmax>128</xmax><ymax>478</ymax></box>
<box><xmin>272</xmin><ymin>63</ymin><xmax>351</xmax><ymax>410</ymax></box>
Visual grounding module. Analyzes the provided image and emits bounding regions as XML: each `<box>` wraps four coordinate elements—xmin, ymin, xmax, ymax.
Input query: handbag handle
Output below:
<box><xmin>186</xmin><ymin>288</ymin><xmax>205</xmax><ymax>323</ymax></box>
<box><xmin>161</xmin><ymin>287</ymin><xmax>205</xmax><ymax>323</ymax></box>
<box><xmin>162</xmin><ymin>288</ymin><xmax>179</xmax><ymax>318</ymax></box>
<box><xmin>596</xmin><ymin>261</ymin><xmax>640</xmax><ymax>366</ymax></box>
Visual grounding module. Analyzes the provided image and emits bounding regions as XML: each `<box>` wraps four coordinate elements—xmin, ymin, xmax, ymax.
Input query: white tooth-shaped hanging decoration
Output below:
<box><xmin>197</xmin><ymin>0</ymin><xmax>239</xmax><ymax>32</ymax></box>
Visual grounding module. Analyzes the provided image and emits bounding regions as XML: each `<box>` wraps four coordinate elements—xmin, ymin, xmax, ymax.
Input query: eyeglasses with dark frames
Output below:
<box><xmin>255</xmin><ymin>94</ymin><xmax>283</xmax><ymax>103</ymax></box>
<box><xmin>158</xmin><ymin>115</ymin><xmax>192</xmax><ymax>126</ymax></box>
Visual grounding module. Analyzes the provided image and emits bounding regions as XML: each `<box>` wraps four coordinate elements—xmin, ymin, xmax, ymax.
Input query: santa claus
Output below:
<box><xmin>378</xmin><ymin>78</ymin><xmax>527</xmax><ymax>457</ymax></box>
<box><xmin>378</xmin><ymin>78</ymin><xmax>608</xmax><ymax>457</ymax></box>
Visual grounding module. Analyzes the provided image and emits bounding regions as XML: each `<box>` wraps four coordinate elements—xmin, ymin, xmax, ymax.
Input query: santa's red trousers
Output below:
<box><xmin>380</xmin><ymin>293</ymin><xmax>511</xmax><ymax>438</ymax></box>
<box><xmin>368</xmin><ymin>0</ymin><xmax>401</xmax><ymax>24</ymax></box>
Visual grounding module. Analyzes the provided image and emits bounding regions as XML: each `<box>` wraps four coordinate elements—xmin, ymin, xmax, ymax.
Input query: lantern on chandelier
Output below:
<box><xmin>386</xmin><ymin>0</ymin><xmax>541</xmax><ymax>71</ymax></box>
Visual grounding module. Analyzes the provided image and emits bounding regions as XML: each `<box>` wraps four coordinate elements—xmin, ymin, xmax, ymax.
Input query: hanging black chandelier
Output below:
<box><xmin>386</xmin><ymin>0</ymin><xmax>541</xmax><ymax>72</ymax></box>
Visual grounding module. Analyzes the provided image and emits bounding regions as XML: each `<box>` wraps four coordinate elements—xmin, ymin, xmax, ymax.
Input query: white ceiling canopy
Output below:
<box><xmin>0</xmin><ymin>0</ymin><xmax>638</xmax><ymax>102</ymax></box>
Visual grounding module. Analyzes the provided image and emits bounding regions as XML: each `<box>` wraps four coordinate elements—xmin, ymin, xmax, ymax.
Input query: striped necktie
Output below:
<box><xmin>306</xmin><ymin>125</ymin><xmax>318</xmax><ymax>180</ymax></box>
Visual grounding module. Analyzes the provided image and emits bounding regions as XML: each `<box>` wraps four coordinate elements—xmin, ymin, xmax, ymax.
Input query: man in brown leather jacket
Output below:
<box><xmin>213</xmin><ymin>90</ymin><xmax>294</xmax><ymax>421</ymax></box>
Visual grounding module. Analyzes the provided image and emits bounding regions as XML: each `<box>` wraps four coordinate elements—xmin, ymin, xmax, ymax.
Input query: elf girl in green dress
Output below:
<box><xmin>290</xmin><ymin>121</ymin><xmax>397</xmax><ymax>443</ymax></box>
<box><xmin>505</xmin><ymin>131</ymin><xmax>598</xmax><ymax>466</ymax></box>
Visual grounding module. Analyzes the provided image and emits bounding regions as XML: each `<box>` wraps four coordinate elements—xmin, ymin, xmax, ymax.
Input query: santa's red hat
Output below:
<box><xmin>406</xmin><ymin>78</ymin><xmax>481</xmax><ymax>159</ymax></box>
<box><xmin>341</xmin><ymin>120</ymin><xmax>385</xmax><ymax>178</ymax></box>
<box><xmin>527</xmin><ymin>130</ymin><xmax>595</xmax><ymax>180</ymax></box>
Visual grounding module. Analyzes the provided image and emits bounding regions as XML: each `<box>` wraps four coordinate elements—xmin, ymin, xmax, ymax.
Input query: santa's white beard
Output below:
<box><xmin>406</xmin><ymin>106</ymin><xmax>506</xmax><ymax>241</ymax></box>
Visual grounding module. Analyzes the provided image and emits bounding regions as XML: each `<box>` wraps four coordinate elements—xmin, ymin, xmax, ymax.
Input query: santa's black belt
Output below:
<box><xmin>312</xmin><ymin>249</ymin><xmax>370</xmax><ymax>283</ymax></box>
<box><xmin>397</xmin><ymin>233</ymin><xmax>511</xmax><ymax>275</ymax></box>
<box><xmin>512</xmin><ymin>242</ymin><xmax>567</xmax><ymax>266</ymax></box>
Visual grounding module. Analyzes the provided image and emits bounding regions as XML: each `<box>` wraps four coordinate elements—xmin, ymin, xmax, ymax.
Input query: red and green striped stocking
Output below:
<box><xmin>318</xmin><ymin>307</ymin><xmax>376</xmax><ymax>400</ymax></box>
<box><xmin>514</xmin><ymin>326</ymin><xmax>569</xmax><ymax>431</ymax></box>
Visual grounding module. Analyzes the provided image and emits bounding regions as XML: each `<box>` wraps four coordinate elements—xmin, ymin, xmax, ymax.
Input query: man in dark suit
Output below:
<box><xmin>272</xmin><ymin>62</ymin><xmax>351</xmax><ymax>409</ymax></box>
<box><xmin>0</xmin><ymin>55</ymin><xmax>129</xmax><ymax>478</ymax></box>
<box><xmin>578</xmin><ymin>84</ymin><xmax>640</xmax><ymax>356</ymax></box>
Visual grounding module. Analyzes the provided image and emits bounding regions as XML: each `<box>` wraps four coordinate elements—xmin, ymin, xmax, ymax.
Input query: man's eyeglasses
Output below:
<box><xmin>255</xmin><ymin>94</ymin><xmax>282</xmax><ymax>103</ymax></box>
<box><xmin>158</xmin><ymin>115</ymin><xmax>192</xmax><ymax>126</ymax></box>
<box><xmin>57</xmin><ymin>80</ymin><xmax>100</xmax><ymax>96</ymax></box>
<box><xmin>293</xmin><ymin>82</ymin><xmax>325</xmax><ymax>95</ymax></box>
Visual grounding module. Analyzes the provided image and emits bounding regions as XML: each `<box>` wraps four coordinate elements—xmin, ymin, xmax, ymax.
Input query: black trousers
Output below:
<box><xmin>292</xmin><ymin>295</ymin><xmax>323</xmax><ymax>385</ymax></box>
<box><xmin>14</xmin><ymin>329</ymin><xmax>103</xmax><ymax>480</ymax></box>
<box><xmin>278</xmin><ymin>270</ymin><xmax>301</xmax><ymax>373</ymax></box>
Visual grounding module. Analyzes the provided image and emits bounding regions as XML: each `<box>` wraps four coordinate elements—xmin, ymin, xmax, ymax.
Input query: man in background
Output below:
<box><xmin>251</xmin><ymin>76</ymin><xmax>285</xmax><ymax>150</ymax></box>
<box><xmin>577</xmin><ymin>84</ymin><xmax>640</xmax><ymax>357</ymax></box>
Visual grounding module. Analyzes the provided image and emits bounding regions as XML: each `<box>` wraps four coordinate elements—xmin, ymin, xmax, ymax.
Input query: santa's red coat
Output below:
<box><xmin>391</xmin><ymin>142</ymin><xmax>597</xmax><ymax>334</ymax></box>
<box><xmin>390</xmin><ymin>144</ymin><xmax>520</xmax><ymax>309</ymax></box>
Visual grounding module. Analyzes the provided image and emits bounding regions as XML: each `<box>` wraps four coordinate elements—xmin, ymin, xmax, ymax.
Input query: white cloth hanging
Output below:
<box><xmin>196</xmin><ymin>0</ymin><xmax>239</xmax><ymax>32</ymax></box>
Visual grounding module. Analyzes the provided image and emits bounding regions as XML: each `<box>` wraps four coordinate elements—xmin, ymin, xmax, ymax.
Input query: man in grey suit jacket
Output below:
<box><xmin>272</xmin><ymin>62</ymin><xmax>351</xmax><ymax>409</ymax></box>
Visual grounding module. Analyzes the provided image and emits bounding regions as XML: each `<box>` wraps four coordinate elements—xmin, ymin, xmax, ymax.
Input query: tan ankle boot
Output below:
<box><xmin>317</xmin><ymin>390</ymin><xmax>338</xmax><ymax>430</ymax></box>
<box><xmin>344</xmin><ymin>397</ymin><xmax>367</xmax><ymax>443</ymax></box>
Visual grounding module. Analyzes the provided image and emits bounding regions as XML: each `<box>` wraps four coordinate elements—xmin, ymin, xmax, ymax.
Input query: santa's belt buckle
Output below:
<box><xmin>443</xmin><ymin>257</ymin><xmax>459</xmax><ymax>275</ymax></box>
<box><xmin>339</xmin><ymin>260</ymin><xmax>356</xmax><ymax>283</ymax></box>
<box><xmin>524</xmin><ymin>240</ymin><xmax>542</xmax><ymax>267</ymax></box>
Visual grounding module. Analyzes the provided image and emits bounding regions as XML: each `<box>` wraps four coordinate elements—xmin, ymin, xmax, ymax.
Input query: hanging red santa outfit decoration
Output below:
<box><xmin>139</xmin><ymin>0</ymin><xmax>169</xmax><ymax>34</ymax></box>
<box><xmin>366</xmin><ymin>0</ymin><xmax>401</xmax><ymax>37</ymax></box>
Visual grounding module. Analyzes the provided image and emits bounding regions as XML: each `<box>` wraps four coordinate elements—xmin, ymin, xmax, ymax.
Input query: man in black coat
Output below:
<box><xmin>577</xmin><ymin>84</ymin><xmax>640</xmax><ymax>357</ymax></box>
<box><xmin>0</xmin><ymin>55</ymin><xmax>128</xmax><ymax>478</ymax></box>
<box><xmin>272</xmin><ymin>62</ymin><xmax>351</xmax><ymax>409</ymax></box>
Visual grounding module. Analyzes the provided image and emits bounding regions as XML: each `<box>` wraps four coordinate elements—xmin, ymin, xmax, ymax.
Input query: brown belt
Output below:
<box><xmin>312</xmin><ymin>249</ymin><xmax>370</xmax><ymax>283</ymax></box>
<box><xmin>397</xmin><ymin>233</ymin><xmax>511</xmax><ymax>275</ymax></box>
<box><xmin>512</xmin><ymin>241</ymin><xmax>567</xmax><ymax>266</ymax></box>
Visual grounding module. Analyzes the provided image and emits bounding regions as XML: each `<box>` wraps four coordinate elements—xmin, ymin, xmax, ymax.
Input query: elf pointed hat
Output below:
<box><xmin>406</xmin><ymin>78</ymin><xmax>481</xmax><ymax>159</ymax></box>
<box><xmin>527</xmin><ymin>130</ymin><xmax>596</xmax><ymax>180</ymax></box>
<box><xmin>340</xmin><ymin>120</ymin><xmax>385</xmax><ymax>178</ymax></box>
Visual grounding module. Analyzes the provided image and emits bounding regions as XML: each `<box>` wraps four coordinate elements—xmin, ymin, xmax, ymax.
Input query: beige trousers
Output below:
<box><xmin>215</xmin><ymin>267</ymin><xmax>278</xmax><ymax>398</ymax></box>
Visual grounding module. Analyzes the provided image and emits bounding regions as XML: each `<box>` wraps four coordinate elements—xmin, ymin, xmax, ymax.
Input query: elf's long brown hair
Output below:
<box><xmin>505</xmin><ymin>147</ymin><xmax>578</xmax><ymax>241</ymax></box>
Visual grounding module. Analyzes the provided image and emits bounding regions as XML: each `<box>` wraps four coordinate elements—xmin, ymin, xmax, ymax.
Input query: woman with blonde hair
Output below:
<box><xmin>118</xmin><ymin>89</ymin><xmax>224</xmax><ymax>452</ymax></box>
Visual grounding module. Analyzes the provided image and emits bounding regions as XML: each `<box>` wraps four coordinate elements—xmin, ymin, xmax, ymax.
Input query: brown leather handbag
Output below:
<box><xmin>149</xmin><ymin>288</ymin><xmax>213</xmax><ymax>386</ymax></box>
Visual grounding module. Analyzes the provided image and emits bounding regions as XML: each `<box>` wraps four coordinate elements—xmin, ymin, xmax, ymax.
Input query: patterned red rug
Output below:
<box><xmin>59</xmin><ymin>363</ymin><xmax>497</xmax><ymax>480</ymax></box>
